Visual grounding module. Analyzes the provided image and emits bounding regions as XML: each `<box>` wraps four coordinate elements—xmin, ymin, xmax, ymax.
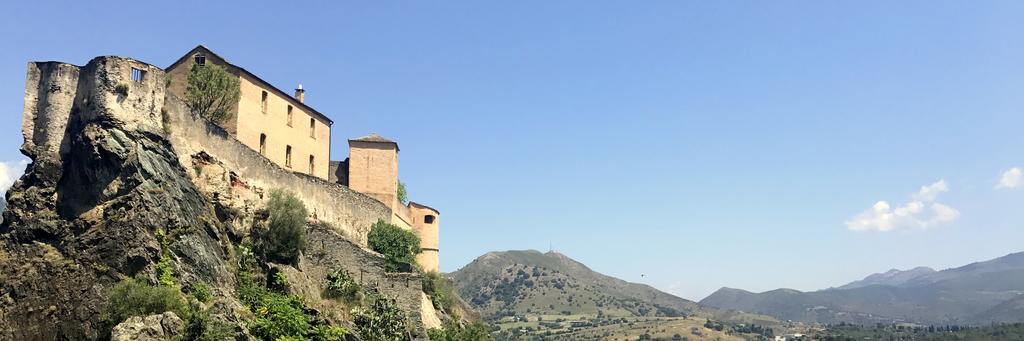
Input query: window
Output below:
<box><xmin>261</xmin><ymin>91</ymin><xmax>268</xmax><ymax>113</ymax></box>
<box><xmin>424</xmin><ymin>215</ymin><xmax>436</xmax><ymax>224</ymax></box>
<box><xmin>130</xmin><ymin>68</ymin><xmax>145</xmax><ymax>82</ymax></box>
<box><xmin>194</xmin><ymin>54</ymin><xmax>206</xmax><ymax>65</ymax></box>
<box><xmin>309</xmin><ymin>155</ymin><xmax>315</xmax><ymax>175</ymax></box>
<box><xmin>309</xmin><ymin>118</ymin><xmax>316</xmax><ymax>138</ymax></box>
<box><xmin>259</xmin><ymin>134</ymin><xmax>266</xmax><ymax>155</ymax></box>
<box><xmin>287</xmin><ymin>105</ymin><xmax>293</xmax><ymax>126</ymax></box>
<box><xmin>285</xmin><ymin>146</ymin><xmax>292</xmax><ymax>168</ymax></box>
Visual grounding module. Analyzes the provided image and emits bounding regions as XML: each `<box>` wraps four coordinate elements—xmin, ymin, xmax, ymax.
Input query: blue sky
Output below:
<box><xmin>3</xmin><ymin>1</ymin><xmax>1024</xmax><ymax>301</ymax></box>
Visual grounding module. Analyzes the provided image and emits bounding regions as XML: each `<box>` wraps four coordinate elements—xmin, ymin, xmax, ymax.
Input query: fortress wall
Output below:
<box><xmin>163</xmin><ymin>95</ymin><xmax>389</xmax><ymax>245</ymax></box>
<box><xmin>22</xmin><ymin>56</ymin><xmax>390</xmax><ymax>246</ymax></box>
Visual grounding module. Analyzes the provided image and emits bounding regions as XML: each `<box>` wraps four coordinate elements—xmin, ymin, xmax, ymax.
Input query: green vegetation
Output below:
<box><xmin>254</xmin><ymin>189</ymin><xmax>308</xmax><ymax>265</ymax></box>
<box><xmin>367</xmin><ymin>220</ymin><xmax>420</xmax><ymax>272</ymax></box>
<box><xmin>237</xmin><ymin>244</ymin><xmax>349</xmax><ymax>341</ymax></box>
<box><xmin>428</xmin><ymin>320</ymin><xmax>494</xmax><ymax>341</ymax></box>
<box><xmin>114</xmin><ymin>83</ymin><xmax>129</xmax><ymax>96</ymax></box>
<box><xmin>351</xmin><ymin>294</ymin><xmax>409</xmax><ymax>341</ymax></box>
<box><xmin>397</xmin><ymin>180</ymin><xmax>408</xmax><ymax>204</ymax></box>
<box><xmin>185</xmin><ymin>62</ymin><xmax>241</xmax><ymax>124</ymax></box>
<box><xmin>324</xmin><ymin>268</ymin><xmax>363</xmax><ymax>304</ymax></box>
<box><xmin>422</xmin><ymin>271</ymin><xmax>457</xmax><ymax>313</ymax></box>
<box><xmin>814</xmin><ymin>322</ymin><xmax>1024</xmax><ymax>341</ymax></box>
<box><xmin>102</xmin><ymin>278</ymin><xmax>189</xmax><ymax>330</ymax></box>
<box><xmin>190</xmin><ymin>282</ymin><xmax>212</xmax><ymax>303</ymax></box>
<box><xmin>155</xmin><ymin>228</ymin><xmax>176</xmax><ymax>287</ymax></box>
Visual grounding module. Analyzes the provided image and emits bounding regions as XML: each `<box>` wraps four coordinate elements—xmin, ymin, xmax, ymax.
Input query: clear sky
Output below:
<box><xmin>3</xmin><ymin>1</ymin><xmax>1024</xmax><ymax>301</ymax></box>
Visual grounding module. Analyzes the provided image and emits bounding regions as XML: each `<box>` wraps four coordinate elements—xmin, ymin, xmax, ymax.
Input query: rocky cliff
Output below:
<box><xmin>0</xmin><ymin>56</ymin><xmax>443</xmax><ymax>340</ymax></box>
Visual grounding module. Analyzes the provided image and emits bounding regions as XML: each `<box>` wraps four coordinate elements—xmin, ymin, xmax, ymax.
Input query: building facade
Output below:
<box><xmin>166</xmin><ymin>46</ymin><xmax>332</xmax><ymax>180</ymax></box>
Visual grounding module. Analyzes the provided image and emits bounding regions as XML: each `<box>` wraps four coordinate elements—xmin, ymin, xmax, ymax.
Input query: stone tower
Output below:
<box><xmin>347</xmin><ymin>133</ymin><xmax>440</xmax><ymax>272</ymax></box>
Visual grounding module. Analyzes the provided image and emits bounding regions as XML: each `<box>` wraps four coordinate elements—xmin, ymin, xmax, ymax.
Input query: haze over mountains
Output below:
<box><xmin>700</xmin><ymin>251</ymin><xmax>1024</xmax><ymax>325</ymax></box>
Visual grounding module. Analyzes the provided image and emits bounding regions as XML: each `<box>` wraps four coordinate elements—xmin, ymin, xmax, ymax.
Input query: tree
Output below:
<box><xmin>255</xmin><ymin>189</ymin><xmax>308</xmax><ymax>264</ymax></box>
<box><xmin>352</xmin><ymin>295</ymin><xmax>408</xmax><ymax>341</ymax></box>
<box><xmin>367</xmin><ymin>220</ymin><xmax>420</xmax><ymax>272</ymax></box>
<box><xmin>185</xmin><ymin>62</ymin><xmax>240</xmax><ymax>124</ymax></box>
<box><xmin>397</xmin><ymin>180</ymin><xmax>408</xmax><ymax>205</ymax></box>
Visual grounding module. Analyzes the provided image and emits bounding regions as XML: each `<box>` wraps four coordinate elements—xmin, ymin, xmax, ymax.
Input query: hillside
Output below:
<box><xmin>449</xmin><ymin>250</ymin><xmax>780</xmax><ymax>340</ymax></box>
<box><xmin>700</xmin><ymin>252</ymin><xmax>1024</xmax><ymax>325</ymax></box>
<box><xmin>451</xmin><ymin>250</ymin><xmax>698</xmax><ymax>319</ymax></box>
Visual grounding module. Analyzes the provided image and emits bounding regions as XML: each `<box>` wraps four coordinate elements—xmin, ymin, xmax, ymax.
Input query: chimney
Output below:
<box><xmin>295</xmin><ymin>84</ymin><xmax>305</xmax><ymax>103</ymax></box>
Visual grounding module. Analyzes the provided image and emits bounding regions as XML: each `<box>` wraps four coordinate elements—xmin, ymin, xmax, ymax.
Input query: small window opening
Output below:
<box><xmin>285</xmin><ymin>145</ymin><xmax>292</xmax><ymax>168</ymax></box>
<box><xmin>309</xmin><ymin>118</ymin><xmax>316</xmax><ymax>138</ymax></box>
<box><xmin>287</xmin><ymin>105</ymin><xmax>293</xmax><ymax>126</ymax></box>
<box><xmin>309</xmin><ymin>155</ymin><xmax>315</xmax><ymax>175</ymax></box>
<box><xmin>259</xmin><ymin>134</ymin><xmax>267</xmax><ymax>155</ymax></box>
<box><xmin>131</xmin><ymin>68</ymin><xmax>145</xmax><ymax>82</ymax></box>
<box><xmin>424</xmin><ymin>215</ymin><xmax>436</xmax><ymax>224</ymax></box>
<box><xmin>261</xmin><ymin>91</ymin><xmax>269</xmax><ymax>113</ymax></box>
<box><xmin>194</xmin><ymin>54</ymin><xmax>206</xmax><ymax>65</ymax></box>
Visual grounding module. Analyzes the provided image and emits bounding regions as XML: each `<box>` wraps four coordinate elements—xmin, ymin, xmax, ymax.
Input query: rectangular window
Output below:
<box><xmin>309</xmin><ymin>155</ymin><xmax>315</xmax><ymax>175</ymax></box>
<box><xmin>261</xmin><ymin>91</ymin><xmax>268</xmax><ymax>113</ymax></box>
<box><xmin>285</xmin><ymin>145</ymin><xmax>292</xmax><ymax>168</ymax></box>
<box><xmin>130</xmin><ymin>68</ymin><xmax>145</xmax><ymax>82</ymax></box>
<box><xmin>194</xmin><ymin>54</ymin><xmax>206</xmax><ymax>65</ymax></box>
<box><xmin>309</xmin><ymin>119</ymin><xmax>316</xmax><ymax>138</ymax></box>
<box><xmin>287</xmin><ymin>106</ymin><xmax>293</xmax><ymax>126</ymax></box>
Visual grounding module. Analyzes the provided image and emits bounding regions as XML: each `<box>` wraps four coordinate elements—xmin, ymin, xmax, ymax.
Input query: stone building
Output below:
<box><xmin>167</xmin><ymin>46</ymin><xmax>441</xmax><ymax>273</ymax></box>
<box><xmin>166</xmin><ymin>45</ymin><xmax>333</xmax><ymax>180</ymax></box>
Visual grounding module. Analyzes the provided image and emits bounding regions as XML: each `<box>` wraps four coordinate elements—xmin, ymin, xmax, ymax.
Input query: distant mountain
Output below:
<box><xmin>700</xmin><ymin>252</ymin><xmax>1024</xmax><ymax>325</ymax></box>
<box><xmin>450</xmin><ymin>250</ymin><xmax>699</xmax><ymax>319</ymax></box>
<box><xmin>837</xmin><ymin>266</ymin><xmax>936</xmax><ymax>289</ymax></box>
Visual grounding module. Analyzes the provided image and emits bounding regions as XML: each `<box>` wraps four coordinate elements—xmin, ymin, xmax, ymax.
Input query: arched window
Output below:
<box><xmin>424</xmin><ymin>215</ymin><xmax>436</xmax><ymax>224</ymax></box>
<box><xmin>309</xmin><ymin>155</ymin><xmax>315</xmax><ymax>175</ymax></box>
<box><xmin>261</xmin><ymin>91</ymin><xmax>268</xmax><ymax>113</ymax></box>
<box><xmin>259</xmin><ymin>134</ymin><xmax>266</xmax><ymax>155</ymax></box>
<box><xmin>285</xmin><ymin>145</ymin><xmax>292</xmax><ymax>168</ymax></box>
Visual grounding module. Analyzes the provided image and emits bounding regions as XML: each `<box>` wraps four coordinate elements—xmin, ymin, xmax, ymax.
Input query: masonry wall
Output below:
<box><xmin>163</xmin><ymin>94</ymin><xmax>387</xmax><ymax>244</ymax></box>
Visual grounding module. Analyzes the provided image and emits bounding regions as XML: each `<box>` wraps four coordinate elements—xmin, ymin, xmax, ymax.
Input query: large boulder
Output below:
<box><xmin>110</xmin><ymin>312</ymin><xmax>184</xmax><ymax>341</ymax></box>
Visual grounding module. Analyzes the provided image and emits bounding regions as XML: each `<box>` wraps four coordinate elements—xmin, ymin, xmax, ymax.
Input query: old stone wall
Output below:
<box><xmin>163</xmin><ymin>94</ymin><xmax>389</xmax><ymax>244</ymax></box>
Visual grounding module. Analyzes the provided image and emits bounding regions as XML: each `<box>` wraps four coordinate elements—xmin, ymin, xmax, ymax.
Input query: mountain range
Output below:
<box><xmin>700</xmin><ymin>252</ymin><xmax>1024</xmax><ymax>325</ymax></box>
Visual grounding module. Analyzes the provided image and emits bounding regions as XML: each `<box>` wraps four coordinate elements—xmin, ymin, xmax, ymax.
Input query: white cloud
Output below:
<box><xmin>912</xmin><ymin>179</ymin><xmax>948</xmax><ymax>201</ymax></box>
<box><xmin>996</xmin><ymin>167</ymin><xmax>1022</xmax><ymax>189</ymax></box>
<box><xmin>0</xmin><ymin>160</ymin><xmax>29</xmax><ymax>193</ymax></box>
<box><xmin>846</xmin><ymin>179</ymin><xmax>959</xmax><ymax>232</ymax></box>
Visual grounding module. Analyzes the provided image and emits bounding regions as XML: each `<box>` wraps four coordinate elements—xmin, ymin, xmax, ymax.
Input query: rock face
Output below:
<box><xmin>0</xmin><ymin>56</ymin><xmax>443</xmax><ymax>339</ymax></box>
<box><xmin>110</xmin><ymin>312</ymin><xmax>185</xmax><ymax>341</ymax></box>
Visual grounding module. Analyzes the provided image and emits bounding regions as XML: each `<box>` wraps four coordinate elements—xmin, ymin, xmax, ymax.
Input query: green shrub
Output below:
<box><xmin>422</xmin><ymin>272</ymin><xmax>456</xmax><ymax>313</ymax></box>
<box><xmin>254</xmin><ymin>189</ymin><xmax>308</xmax><ymax>265</ymax></box>
<box><xmin>271</xmin><ymin>271</ymin><xmax>290</xmax><ymax>292</ymax></box>
<box><xmin>114</xmin><ymin>83</ymin><xmax>129</xmax><ymax>96</ymax></box>
<box><xmin>352</xmin><ymin>294</ymin><xmax>409</xmax><ymax>341</ymax></box>
<box><xmin>155</xmin><ymin>228</ymin><xmax>176</xmax><ymax>287</ymax></box>
<box><xmin>185</xmin><ymin>62</ymin><xmax>241</xmax><ymax>124</ymax></box>
<box><xmin>367</xmin><ymin>220</ymin><xmax>420</xmax><ymax>272</ymax></box>
<box><xmin>324</xmin><ymin>268</ymin><xmax>362</xmax><ymax>304</ymax></box>
<box><xmin>103</xmin><ymin>278</ymin><xmax>189</xmax><ymax>329</ymax></box>
<box><xmin>248</xmin><ymin>291</ymin><xmax>310</xmax><ymax>340</ymax></box>
<box><xmin>428</xmin><ymin>320</ymin><xmax>494</xmax><ymax>341</ymax></box>
<box><xmin>190</xmin><ymin>282</ymin><xmax>212</xmax><ymax>303</ymax></box>
<box><xmin>312</xmin><ymin>325</ymin><xmax>349</xmax><ymax>341</ymax></box>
